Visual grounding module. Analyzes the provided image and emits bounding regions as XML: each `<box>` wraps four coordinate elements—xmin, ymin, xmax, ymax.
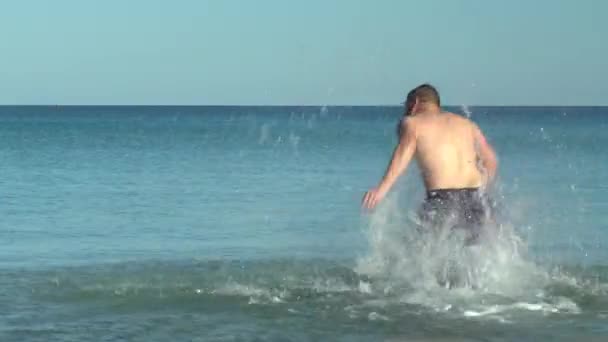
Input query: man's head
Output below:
<box><xmin>405</xmin><ymin>84</ymin><xmax>441</xmax><ymax>116</ymax></box>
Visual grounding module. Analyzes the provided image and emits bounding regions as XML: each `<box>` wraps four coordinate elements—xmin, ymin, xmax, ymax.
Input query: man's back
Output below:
<box><xmin>362</xmin><ymin>83</ymin><xmax>497</xmax><ymax>212</ymax></box>
<box><xmin>410</xmin><ymin>112</ymin><xmax>483</xmax><ymax>191</ymax></box>
<box><xmin>362</xmin><ymin>83</ymin><xmax>499</xmax><ymax>245</ymax></box>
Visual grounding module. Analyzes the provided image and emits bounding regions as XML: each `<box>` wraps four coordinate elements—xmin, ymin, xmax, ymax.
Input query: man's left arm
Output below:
<box><xmin>362</xmin><ymin>118</ymin><xmax>417</xmax><ymax>209</ymax></box>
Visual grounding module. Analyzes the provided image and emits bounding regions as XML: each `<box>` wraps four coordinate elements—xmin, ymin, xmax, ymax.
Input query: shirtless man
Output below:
<box><xmin>362</xmin><ymin>84</ymin><xmax>498</xmax><ymax>242</ymax></box>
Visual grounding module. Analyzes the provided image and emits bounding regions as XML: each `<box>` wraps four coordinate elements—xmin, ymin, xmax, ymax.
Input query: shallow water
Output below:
<box><xmin>1</xmin><ymin>106</ymin><xmax>607</xmax><ymax>341</ymax></box>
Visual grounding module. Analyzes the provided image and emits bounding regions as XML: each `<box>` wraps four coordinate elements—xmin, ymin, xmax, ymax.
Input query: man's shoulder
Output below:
<box><xmin>444</xmin><ymin>112</ymin><xmax>478</xmax><ymax>128</ymax></box>
<box><xmin>398</xmin><ymin>116</ymin><xmax>419</xmax><ymax>138</ymax></box>
<box><xmin>444</xmin><ymin>111</ymin><xmax>468</xmax><ymax>121</ymax></box>
<box><xmin>401</xmin><ymin>115</ymin><xmax>417</xmax><ymax>125</ymax></box>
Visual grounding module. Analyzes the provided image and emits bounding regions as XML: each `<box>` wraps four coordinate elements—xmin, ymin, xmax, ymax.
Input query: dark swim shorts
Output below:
<box><xmin>419</xmin><ymin>188</ymin><xmax>492</xmax><ymax>244</ymax></box>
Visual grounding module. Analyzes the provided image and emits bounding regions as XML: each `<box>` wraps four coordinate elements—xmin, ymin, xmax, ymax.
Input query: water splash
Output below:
<box><xmin>461</xmin><ymin>105</ymin><xmax>473</xmax><ymax>118</ymax></box>
<box><xmin>320</xmin><ymin>105</ymin><xmax>329</xmax><ymax>118</ymax></box>
<box><xmin>258</xmin><ymin>123</ymin><xmax>272</xmax><ymax>145</ymax></box>
<box><xmin>354</xmin><ymin>190</ymin><xmax>573</xmax><ymax>316</ymax></box>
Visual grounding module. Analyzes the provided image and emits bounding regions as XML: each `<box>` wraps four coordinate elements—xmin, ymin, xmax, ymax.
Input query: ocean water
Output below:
<box><xmin>1</xmin><ymin>105</ymin><xmax>607</xmax><ymax>341</ymax></box>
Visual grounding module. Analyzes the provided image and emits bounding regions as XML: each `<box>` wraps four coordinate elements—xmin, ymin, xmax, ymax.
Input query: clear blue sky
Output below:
<box><xmin>0</xmin><ymin>0</ymin><xmax>605</xmax><ymax>105</ymax></box>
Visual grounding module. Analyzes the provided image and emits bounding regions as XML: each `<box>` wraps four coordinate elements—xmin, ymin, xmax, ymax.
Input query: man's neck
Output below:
<box><xmin>413</xmin><ymin>105</ymin><xmax>442</xmax><ymax>116</ymax></box>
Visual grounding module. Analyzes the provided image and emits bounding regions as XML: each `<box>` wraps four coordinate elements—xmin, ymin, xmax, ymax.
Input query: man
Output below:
<box><xmin>362</xmin><ymin>84</ymin><xmax>498</xmax><ymax>243</ymax></box>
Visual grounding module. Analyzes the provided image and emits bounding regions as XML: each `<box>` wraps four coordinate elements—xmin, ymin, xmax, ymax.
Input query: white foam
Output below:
<box><xmin>358</xmin><ymin>281</ymin><xmax>372</xmax><ymax>294</ymax></box>
<box><xmin>463</xmin><ymin>299</ymin><xmax>580</xmax><ymax>318</ymax></box>
<box><xmin>464</xmin><ymin>306</ymin><xmax>500</xmax><ymax>317</ymax></box>
<box><xmin>212</xmin><ymin>282</ymin><xmax>287</xmax><ymax>305</ymax></box>
<box><xmin>311</xmin><ymin>278</ymin><xmax>354</xmax><ymax>293</ymax></box>
<box><xmin>368</xmin><ymin>311</ymin><xmax>390</xmax><ymax>321</ymax></box>
<box><xmin>354</xmin><ymin>191</ymin><xmax>576</xmax><ymax>316</ymax></box>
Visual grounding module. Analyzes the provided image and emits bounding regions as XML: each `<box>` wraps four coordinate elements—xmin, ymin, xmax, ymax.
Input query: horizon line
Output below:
<box><xmin>1</xmin><ymin>104</ymin><xmax>607</xmax><ymax>108</ymax></box>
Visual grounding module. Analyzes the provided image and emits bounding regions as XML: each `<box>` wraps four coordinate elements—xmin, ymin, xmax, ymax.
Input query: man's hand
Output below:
<box><xmin>362</xmin><ymin>188</ymin><xmax>386</xmax><ymax>210</ymax></box>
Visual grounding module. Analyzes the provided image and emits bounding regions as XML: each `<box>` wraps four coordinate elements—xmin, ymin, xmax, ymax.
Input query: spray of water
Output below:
<box><xmin>353</xmin><ymin>187</ymin><xmax>577</xmax><ymax>316</ymax></box>
<box><xmin>461</xmin><ymin>104</ymin><xmax>472</xmax><ymax>118</ymax></box>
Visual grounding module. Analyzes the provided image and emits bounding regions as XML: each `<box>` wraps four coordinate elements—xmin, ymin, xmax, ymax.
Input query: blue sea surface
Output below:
<box><xmin>1</xmin><ymin>106</ymin><xmax>607</xmax><ymax>341</ymax></box>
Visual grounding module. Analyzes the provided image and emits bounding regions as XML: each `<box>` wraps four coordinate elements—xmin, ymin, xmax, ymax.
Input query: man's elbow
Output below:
<box><xmin>487</xmin><ymin>156</ymin><xmax>498</xmax><ymax>177</ymax></box>
<box><xmin>489</xmin><ymin>153</ymin><xmax>498</xmax><ymax>168</ymax></box>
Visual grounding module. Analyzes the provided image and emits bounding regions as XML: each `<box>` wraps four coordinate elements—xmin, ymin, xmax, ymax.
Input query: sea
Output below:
<box><xmin>1</xmin><ymin>105</ymin><xmax>607</xmax><ymax>341</ymax></box>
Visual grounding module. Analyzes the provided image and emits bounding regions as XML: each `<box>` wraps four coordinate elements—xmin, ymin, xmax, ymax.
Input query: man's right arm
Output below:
<box><xmin>362</xmin><ymin>117</ymin><xmax>417</xmax><ymax>209</ymax></box>
<box><xmin>473</xmin><ymin>123</ymin><xmax>498</xmax><ymax>183</ymax></box>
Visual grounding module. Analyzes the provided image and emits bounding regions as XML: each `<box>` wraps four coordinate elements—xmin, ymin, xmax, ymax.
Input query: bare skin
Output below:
<box><xmin>362</xmin><ymin>101</ymin><xmax>498</xmax><ymax>209</ymax></box>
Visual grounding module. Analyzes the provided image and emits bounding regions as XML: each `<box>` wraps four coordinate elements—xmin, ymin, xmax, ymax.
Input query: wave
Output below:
<box><xmin>5</xmin><ymin>254</ymin><xmax>606</xmax><ymax>323</ymax></box>
<box><xmin>6</xmin><ymin>186</ymin><xmax>608</xmax><ymax>324</ymax></box>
